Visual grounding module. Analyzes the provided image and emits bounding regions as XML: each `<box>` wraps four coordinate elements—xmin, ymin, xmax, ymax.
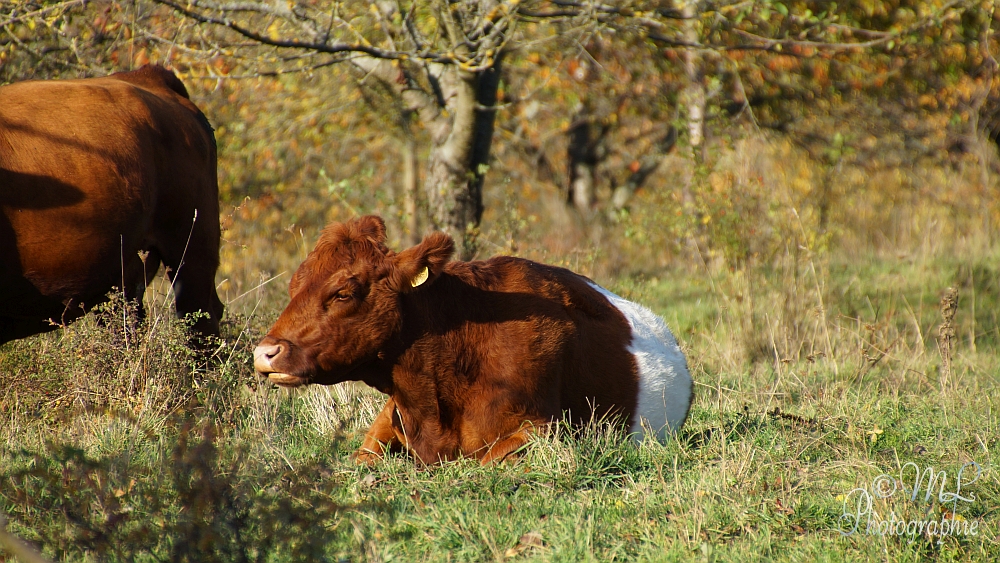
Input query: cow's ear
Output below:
<box><xmin>387</xmin><ymin>232</ymin><xmax>454</xmax><ymax>292</ymax></box>
<box><xmin>356</xmin><ymin>215</ymin><xmax>387</xmax><ymax>244</ymax></box>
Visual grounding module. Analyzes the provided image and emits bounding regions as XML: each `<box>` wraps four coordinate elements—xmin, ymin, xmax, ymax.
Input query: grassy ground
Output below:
<box><xmin>1</xmin><ymin>231</ymin><xmax>997</xmax><ymax>562</ymax></box>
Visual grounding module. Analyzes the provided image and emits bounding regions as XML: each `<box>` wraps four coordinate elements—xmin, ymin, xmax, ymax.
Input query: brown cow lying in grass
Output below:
<box><xmin>0</xmin><ymin>65</ymin><xmax>223</xmax><ymax>343</ymax></box>
<box><xmin>253</xmin><ymin>215</ymin><xmax>692</xmax><ymax>464</ymax></box>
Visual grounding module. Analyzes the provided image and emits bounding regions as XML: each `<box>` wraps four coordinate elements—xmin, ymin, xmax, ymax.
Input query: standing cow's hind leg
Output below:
<box><xmin>157</xmin><ymin>209</ymin><xmax>224</xmax><ymax>340</ymax></box>
<box><xmin>122</xmin><ymin>248</ymin><xmax>162</xmax><ymax>324</ymax></box>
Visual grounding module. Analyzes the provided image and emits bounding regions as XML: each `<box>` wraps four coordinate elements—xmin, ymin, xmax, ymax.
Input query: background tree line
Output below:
<box><xmin>2</xmin><ymin>1</ymin><xmax>997</xmax><ymax>265</ymax></box>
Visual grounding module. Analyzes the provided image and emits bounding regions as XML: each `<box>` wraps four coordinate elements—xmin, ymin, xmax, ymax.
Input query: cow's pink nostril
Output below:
<box><xmin>253</xmin><ymin>343</ymin><xmax>285</xmax><ymax>373</ymax></box>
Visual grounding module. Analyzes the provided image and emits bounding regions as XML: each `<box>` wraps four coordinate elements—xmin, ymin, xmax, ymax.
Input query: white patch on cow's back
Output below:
<box><xmin>588</xmin><ymin>282</ymin><xmax>692</xmax><ymax>441</ymax></box>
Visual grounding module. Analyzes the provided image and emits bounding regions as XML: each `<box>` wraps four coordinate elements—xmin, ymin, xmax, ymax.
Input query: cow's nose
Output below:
<box><xmin>253</xmin><ymin>343</ymin><xmax>285</xmax><ymax>373</ymax></box>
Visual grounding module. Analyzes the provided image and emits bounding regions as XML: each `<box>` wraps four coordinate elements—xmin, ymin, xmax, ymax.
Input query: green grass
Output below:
<box><xmin>1</xmin><ymin>247</ymin><xmax>998</xmax><ymax>562</ymax></box>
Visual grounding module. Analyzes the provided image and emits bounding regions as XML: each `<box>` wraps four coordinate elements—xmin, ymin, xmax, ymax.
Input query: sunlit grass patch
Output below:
<box><xmin>2</xmin><ymin>214</ymin><xmax>998</xmax><ymax>562</ymax></box>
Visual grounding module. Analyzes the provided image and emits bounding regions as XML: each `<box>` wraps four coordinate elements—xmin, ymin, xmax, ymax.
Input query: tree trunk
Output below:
<box><xmin>681</xmin><ymin>0</ymin><xmax>704</xmax><ymax>208</ymax></box>
<box><xmin>401</xmin><ymin>132</ymin><xmax>420</xmax><ymax>245</ymax></box>
<box><xmin>567</xmin><ymin>110</ymin><xmax>599</xmax><ymax>215</ymax></box>
<box><xmin>425</xmin><ymin>60</ymin><xmax>502</xmax><ymax>260</ymax></box>
<box><xmin>347</xmin><ymin>54</ymin><xmax>500</xmax><ymax>258</ymax></box>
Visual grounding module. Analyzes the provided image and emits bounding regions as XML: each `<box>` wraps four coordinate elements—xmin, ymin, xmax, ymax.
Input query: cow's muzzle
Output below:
<box><xmin>253</xmin><ymin>341</ymin><xmax>307</xmax><ymax>387</ymax></box>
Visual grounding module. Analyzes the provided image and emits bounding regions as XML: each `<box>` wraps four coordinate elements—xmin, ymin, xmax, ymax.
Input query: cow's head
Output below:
<box><xmin>253</xmin><ymin>215</ymin><xmax>453</xmax><ymax>387</ymax></box>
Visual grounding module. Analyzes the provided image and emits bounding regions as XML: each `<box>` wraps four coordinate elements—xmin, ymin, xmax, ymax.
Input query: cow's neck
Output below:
<box><xmin>380</xmin><ymin>273</ymin><xmax>487</xmax><ymax>441</ymax></box>
<box><xmin>357</xmin><ymin>361</ymin><xmax>394</xmax><ymax>395</ymax></box>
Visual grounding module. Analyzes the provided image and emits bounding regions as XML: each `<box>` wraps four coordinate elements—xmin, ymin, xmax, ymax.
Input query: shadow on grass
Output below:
<box><xmin>1</xmin><ymin>414</ymin><xmax>397</xmax><ymax>563</ymax></box>
<box><xmin>680</xmin><ymin>404</ymin><xmax>823</xmax><ymax>452</ymax></box>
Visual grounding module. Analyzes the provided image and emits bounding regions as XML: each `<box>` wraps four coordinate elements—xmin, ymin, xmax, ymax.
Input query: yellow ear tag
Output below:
<box><xmin>410</xmin><ymin>266</ymin><xmax>429</xmax><ymax>288</ymax></box>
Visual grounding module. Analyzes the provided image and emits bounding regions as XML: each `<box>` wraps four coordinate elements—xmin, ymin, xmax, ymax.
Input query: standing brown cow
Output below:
<box><xmin>0</xmin><ymin>65</ymin><xmax>223</xmax><ymax>343</ymax></box>
<box><xmin>254</xmin><ymin>215</ymin><xmax>692</xmax><ymax>464</ymax></box>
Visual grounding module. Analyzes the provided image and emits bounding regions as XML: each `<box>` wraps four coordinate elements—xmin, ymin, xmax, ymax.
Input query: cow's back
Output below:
<box><xmin>0</xmin><ymin>66</ymin><xmax>221</xmax><ymax>340</ymax></box>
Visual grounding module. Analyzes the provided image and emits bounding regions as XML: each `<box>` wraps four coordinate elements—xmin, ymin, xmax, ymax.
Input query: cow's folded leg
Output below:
<box><xmin>479</xmin><ymin>423</ymin><xmax>542</xmax><ymax>464</ymax></box>
<box><xmin>353</xmin><ymin>398</ymin><xmax>403</xmax><ymax>465</ymax></box>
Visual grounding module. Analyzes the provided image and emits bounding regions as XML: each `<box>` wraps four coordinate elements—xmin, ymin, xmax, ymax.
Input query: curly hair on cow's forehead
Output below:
<box><xmin>312</xmin><ymin>216</ymin><xmax>392</xmax><ymax>264</ymax></box>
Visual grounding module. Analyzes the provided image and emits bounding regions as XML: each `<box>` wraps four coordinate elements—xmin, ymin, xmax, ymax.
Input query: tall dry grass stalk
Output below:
<box><xmin>937</xmin><ymin>287</ymin><xmax>959</xmax><ymax>392</ymax></box>
<box><xmin>301</xmin><ymin>383</ymin><xmax>383</xmax><ymax>437</ymax></box>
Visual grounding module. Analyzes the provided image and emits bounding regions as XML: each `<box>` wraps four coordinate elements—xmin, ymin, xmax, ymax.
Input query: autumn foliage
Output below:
<box><xmin>1</xmin><ymin>1</ymin><xmax>997</xmax><ymax>274</ymax></box>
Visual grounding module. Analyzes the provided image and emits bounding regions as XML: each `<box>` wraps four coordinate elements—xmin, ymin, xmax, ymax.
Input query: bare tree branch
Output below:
<box><xmin>148</xmin><ymin>0</ymin><xmax>525</xmax><ymax>72</ymax></box>
<box><xmin>150</xmin><ymin>0</ymin><xmax>471</xmax><ymax>66</ymax></box>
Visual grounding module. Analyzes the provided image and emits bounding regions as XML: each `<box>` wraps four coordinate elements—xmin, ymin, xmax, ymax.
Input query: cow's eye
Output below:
<box><xmin>325</xmin><ymin>286</ymin><xmax>356</xmax><ymax>306</ymax></box>
<box><xmin>325</xmin><ymin>278</ymin><xmax>362</xmax><ymax>308</ymax></box>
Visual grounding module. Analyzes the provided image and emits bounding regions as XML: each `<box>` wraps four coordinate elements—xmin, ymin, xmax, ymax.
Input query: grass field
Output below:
<box><xmin>1</xmin><ymin>219</ymin><xmax>997</xmax><ymax>562</ymax></box>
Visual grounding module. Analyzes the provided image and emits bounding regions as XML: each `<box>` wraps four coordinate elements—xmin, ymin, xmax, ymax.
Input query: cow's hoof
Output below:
<box><xmin>351</xmin><ymin>449</ymin><xmax>383</xmax><ymax>466</ymax></box>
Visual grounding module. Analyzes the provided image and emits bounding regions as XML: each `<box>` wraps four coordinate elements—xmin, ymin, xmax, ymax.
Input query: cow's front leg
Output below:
<box><xmin>353</xmin><ymin>397</ymin><xmax>404</xmax><ymax>465</ymax></box>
